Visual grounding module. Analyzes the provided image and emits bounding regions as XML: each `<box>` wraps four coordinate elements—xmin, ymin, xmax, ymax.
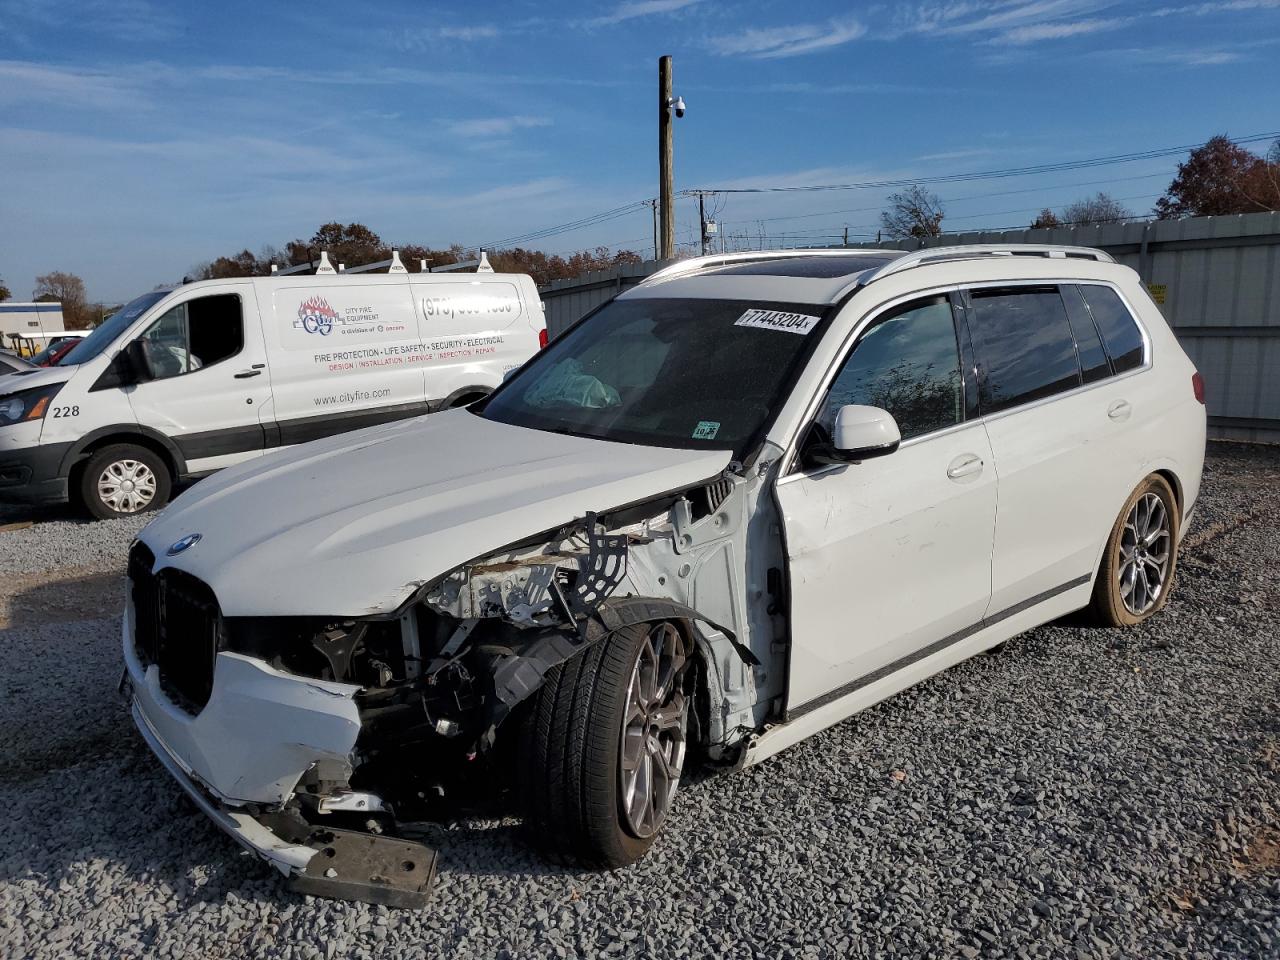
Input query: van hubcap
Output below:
<box><xmin>619</xmin><ymin>623</ymin><xmax>688</xmax><ymax>839</ymax></box>
<box><xmin>98</xmin><ymin>460</ymin><xmax>157</xmax><ymax>514</ymax></box>
<box><xmin>1118</xmin><ymin>492</ymin><xmax>1171</xmax><ymax>616</ymax></box>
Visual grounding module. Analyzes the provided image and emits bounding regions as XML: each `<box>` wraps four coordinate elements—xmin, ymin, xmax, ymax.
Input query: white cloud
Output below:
<box><xmin>587</xmin><ymin>0</ymin><xmax>701</xmax><ymax>26</ymax></box>
<box><xmin>0</xmin><ymin>60</ymin><xmax>148</xmax><ymax>109</ymax></box>
<box><xmin>997</xmin><ymin>16</ymin><xmax>1128</xmax><ymax>42</ymax></box>
<box><xmin>444</xmin><ymin>115</ymin><xmax>552</xmax><ymax>138</ymax></box>
<box><xmin>711</xmin><ymin>17</ymin><xmax>867</xmax><ymax>59</ymax></box>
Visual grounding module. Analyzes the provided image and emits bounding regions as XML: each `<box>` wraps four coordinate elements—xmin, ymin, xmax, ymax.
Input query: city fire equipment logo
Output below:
<box><xmin>298</xmin><ymin>296</ymin><xmax>340</xmax><ymax>336</ymax></box>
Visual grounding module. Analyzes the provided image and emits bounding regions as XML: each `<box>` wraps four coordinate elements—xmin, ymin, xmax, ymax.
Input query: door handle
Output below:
<box><xmin>946</xmin><ymin>453</ymin><xmax>984</xmax><ymax>481</ymax></box>
<box><xmin>234</xmin><ymin>368</ymin><xmax>263</xmax><ymax>379</ymax></box>
<box><xmin>1107</xmin><ymin>399</ymin><xmax>1132</xmax><ymax>422</ymax></box>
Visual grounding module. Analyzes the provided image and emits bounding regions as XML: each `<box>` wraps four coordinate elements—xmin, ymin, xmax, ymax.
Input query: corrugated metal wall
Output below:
<box><xmin>538</xmin><ymin>211</ymin><xmax>1280</xmax><ymax>443</ymax></box>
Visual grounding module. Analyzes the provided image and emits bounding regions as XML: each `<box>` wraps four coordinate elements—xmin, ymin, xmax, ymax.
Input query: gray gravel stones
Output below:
<box><xmin>1</xmin><ymin>443</ymin><xmax>1278</xmax><ymax>959</ymax></box>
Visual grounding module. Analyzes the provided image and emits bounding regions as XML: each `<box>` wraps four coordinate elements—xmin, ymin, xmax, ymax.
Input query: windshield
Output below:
<box><xmin>480</xmin><ymin>297</ymin><xmax>830</xmax><ymax>458</ymax></box>
<box><xmin>58</xmin><ymin>290</ymin><xmax>170</xmax><ymax>366</ymax></box>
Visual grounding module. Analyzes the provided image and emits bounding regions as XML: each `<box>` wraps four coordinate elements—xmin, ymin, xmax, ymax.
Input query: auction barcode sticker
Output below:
<box><xmin>734</xmin><ymin>308</ymin><xmax>822</xmax><ymax>335</ymax></box>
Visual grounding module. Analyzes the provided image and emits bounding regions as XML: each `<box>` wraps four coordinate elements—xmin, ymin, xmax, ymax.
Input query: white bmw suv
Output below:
<box><xmin>123</xmin><ymin>245</ymin><xmax>1206</xmax><ymax>906</ymax></box>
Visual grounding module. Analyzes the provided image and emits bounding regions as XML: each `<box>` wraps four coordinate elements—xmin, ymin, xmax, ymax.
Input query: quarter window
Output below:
<box><xmin>968</xmin><ymin>287</ymin><xmax>1081</xmax><ymax>414</ymax></box>
<box><xmin>1062</xmin><ymin>286</ymin><xmax>1112</xmax><ymax>384</ymax></box>
<box><xmin>820</xmin><ymin>296</ymin><xmax>963</xmax><ymax>441</ymax></box>
<box><xmin>1079</xmin><ymin>284</ymin><xmax>1145</xmax><ymax>373</ymax></box>
<box><xmin>137</xmin><ymin>294</ymin><xmax>243</xmax><ymax>381</ymax></box>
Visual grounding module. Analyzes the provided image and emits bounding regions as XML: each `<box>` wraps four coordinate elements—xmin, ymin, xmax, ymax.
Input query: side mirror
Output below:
<box><xmin>809</xmin><ymin>405</ymin><xmax>901</xmax><ymax>465</ymax></box>
<box><xmin>122</xmin><ymin>339</ymin><xmax>156</xmax><ymax>384</ymax></box>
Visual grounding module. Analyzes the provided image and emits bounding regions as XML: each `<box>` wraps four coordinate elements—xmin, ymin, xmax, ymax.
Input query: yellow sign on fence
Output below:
<box><xmin>1147</xmin><ymin>283</ymin><xmax>1168</xmax><ymax>305</ymax></box>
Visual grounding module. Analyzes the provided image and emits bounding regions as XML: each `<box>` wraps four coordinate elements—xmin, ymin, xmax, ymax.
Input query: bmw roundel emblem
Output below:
<box><xmin>167</xmin><ymin>533</ymin><xmax>203</xmax><ymax>556</ymax></box>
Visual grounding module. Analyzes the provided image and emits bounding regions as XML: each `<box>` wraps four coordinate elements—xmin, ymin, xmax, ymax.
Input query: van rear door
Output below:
<box><xmin>123</xmin><ymin>285</ymin><xmax>274</xmax><ymax>472</ymax></box>
<box><xmin>265</xmin><ymin>279</ymin><xmax>430</xmax><ymax>445</ymax></box>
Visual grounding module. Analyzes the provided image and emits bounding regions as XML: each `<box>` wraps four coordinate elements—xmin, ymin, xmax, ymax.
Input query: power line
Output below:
<box><xmin>684</xmin><ymin>130</ymin><xmax>1280</xmax><ymax>195</ymax></box>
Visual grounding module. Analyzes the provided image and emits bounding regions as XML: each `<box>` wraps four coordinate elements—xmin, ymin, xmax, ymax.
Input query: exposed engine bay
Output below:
<box><xmin>125</xmin><ymin>457</ymin><xmax>791</xmax><ymax>907</ymax></box>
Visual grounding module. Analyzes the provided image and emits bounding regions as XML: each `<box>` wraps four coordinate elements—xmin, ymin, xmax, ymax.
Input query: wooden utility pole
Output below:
<box><xmin>658</xmin><ymin>55</ymin><xmax>675</xmax><ymax>260</ymax></box>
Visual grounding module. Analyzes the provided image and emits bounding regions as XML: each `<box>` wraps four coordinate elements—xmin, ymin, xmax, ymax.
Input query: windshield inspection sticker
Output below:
<box><xmin>692</xmin><ymin>420</ymin><xmax>721</xmax><ymax>440</ymax></box>
<box><xmin>734</xmin><ymin>308</ymin><xmax>821</xmax><ymax>335</ymax></box>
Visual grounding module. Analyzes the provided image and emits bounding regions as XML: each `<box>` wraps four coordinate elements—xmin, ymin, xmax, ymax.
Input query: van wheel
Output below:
<box><xmin>518</xmin><ymin>621</ymin><xmax>691</xmax><ymax>867</ymax></box>
<box><xmin>79</xmin><ymin>444</ymin><xmax>172</xmax><ymax>520</ymax></box>
<box><xmin>1090</xmin><ymin>475</ymin><xmax>1179</xmax><ymax>627</ymax></box>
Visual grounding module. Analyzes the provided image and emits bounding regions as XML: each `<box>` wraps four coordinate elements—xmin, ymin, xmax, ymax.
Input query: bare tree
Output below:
<box><xmin>1030</xmin><ymin>208</ymin><xmax>1061</xmax><ymax>229</ymax></box>
<box><xmin>33</xmin><ymin>271</ymin><xmax>90</xmax><ymax>328</ymax></box>
<box><xmin>880</xmin><ymin>186</ymin><xmax>945</xmax><ymax>240</ymax></box>
<box><xmin>1061</xmin><ymin>192</ymin><xmax>1133</xmax><ymax>226</ymax></box>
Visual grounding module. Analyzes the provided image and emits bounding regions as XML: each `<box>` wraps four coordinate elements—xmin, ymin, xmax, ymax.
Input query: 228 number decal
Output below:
<box><xmin>51</xmin><ymin>405</ymin><xmax>80</xmax><ymax>418</ymax></box>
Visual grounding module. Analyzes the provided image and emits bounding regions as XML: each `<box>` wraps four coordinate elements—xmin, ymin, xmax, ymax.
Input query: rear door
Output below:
<box><xmin>124</xmin><ymin>285</ymin><xmax>273</xmax><ymax>471</ymax></box>
<box><xmin>964</xmin><ymin>283</ymin><xmax>1141</xmax><ymax>615</ymax></box>
<box><xmin>775</xmin><ymin>294</ymin><xmax>997</xmax><ymax>711</ymax></box>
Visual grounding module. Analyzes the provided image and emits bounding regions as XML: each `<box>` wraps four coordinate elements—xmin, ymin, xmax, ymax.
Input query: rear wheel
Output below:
<box><xmin>518</xmin><ymin>621</ymin><xmax>691</xmax><ymax>867</ymax></box>
<box><xmin>78</xmin><ymin>443</ymin><xmax>172</xmax><ymax>520</ymax></box>
<box><xmin>1090</xmin><ymin>475</ymin><xmax>1179</xmax><ymax>627</ymax></box>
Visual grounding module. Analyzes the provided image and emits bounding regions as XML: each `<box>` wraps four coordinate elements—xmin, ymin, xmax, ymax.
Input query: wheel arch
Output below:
<box><xmin>63</xmin><ymin>426</ymin><xmax>186</xmax><ymax>496</ymax></box>
<box><xmin>439</xmin><ymin>385</ymin><xmax>494</xmax><ymax>409</ymax></box>
<box><xmin>1087</xmin><ymin>464</ymin><xmax>1185</xmax><ymax>590</ymax></box>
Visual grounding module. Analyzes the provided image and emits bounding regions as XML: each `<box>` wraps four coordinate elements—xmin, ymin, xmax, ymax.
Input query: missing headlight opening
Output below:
<box><xmin>128</xmin><ymin>469</ymin><xmax>789</xmax><ymax>908</ymax></box>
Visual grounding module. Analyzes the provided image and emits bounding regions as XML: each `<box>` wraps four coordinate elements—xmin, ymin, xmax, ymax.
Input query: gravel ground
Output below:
<box><xmin>1</xmin><ymin>443</ymin><xmax>1277</xmax><ymax>959</ymax></box>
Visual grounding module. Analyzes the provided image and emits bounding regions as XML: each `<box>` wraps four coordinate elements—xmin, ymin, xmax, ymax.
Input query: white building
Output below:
<box><xmin>0</xmin><ymin>301</ymin><xmax>67</xmax><ymax>354</ymax></box>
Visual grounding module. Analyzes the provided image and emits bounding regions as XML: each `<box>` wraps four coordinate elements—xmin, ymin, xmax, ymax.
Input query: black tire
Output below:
<box><xmin>1089</xmin><ymin>474</ymin><xmax>1179</xmax><ymax>627</ymax></box>
<box><xmin>518</xmin><ymin>621</ymin><xmax>690</xmax><ymax>868</ymax></box>
<box><xmin>78</xmin><ymin>443</ymin><xmax>172</xmax><ymax>520</ymax></box>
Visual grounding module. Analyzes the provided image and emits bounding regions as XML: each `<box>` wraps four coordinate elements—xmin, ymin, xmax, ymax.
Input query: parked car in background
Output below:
<box><xmin>0</xmin><ymin>351</ymin><xmax>36</xmax><ymax>376</ymax></box>
<box><xmin>28</xmin><ymin>334</ymin><xmax>85</xmax><ymax>367</ymax></box>
<box><xmin>0</xmin><ymin>269</ymin><xmax>546</xmax><ymax>517</ymax></box>
<box><xmin>123</xmin><ymin>245</ymin><xmax>1206</xmax><ymax>906</ymax></box>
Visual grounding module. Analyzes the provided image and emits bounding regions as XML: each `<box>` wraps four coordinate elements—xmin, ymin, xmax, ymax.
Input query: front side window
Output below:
<box><xmin>1079</xmin><ymin>284</ymin><xmax>1145</xmax><ymax>373</ymax></box>
<box><xmin>968</xmin><ymin>286</ymin><xmax>1081</xmax><ymax>414</ymax></box>
<box><xmin>820</xmin><ymin>296</ymin><xmax>963</xmax><ymax>441</ymax></box>
<box><xmin>480</xmin><ymin>297</ymin><xmax>829</xmax><ymax>457</ymax></box>
<box><xmin>138</xmin><ymin>294</ymin><xmax>243</xmax><ymax>381</ymax></box>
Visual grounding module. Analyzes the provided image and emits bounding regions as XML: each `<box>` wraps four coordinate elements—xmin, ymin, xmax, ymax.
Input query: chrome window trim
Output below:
<box><xmin>776</xmin><ymin>277</ymin><xmax>1153</xmax><ymax>480</ymax></box>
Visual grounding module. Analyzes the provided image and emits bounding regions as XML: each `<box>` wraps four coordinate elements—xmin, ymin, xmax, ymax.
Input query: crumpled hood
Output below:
<box><xmin>139</xmin><ymin>409</ymin><xmax>731</xmax><ymax>617</ymax></box>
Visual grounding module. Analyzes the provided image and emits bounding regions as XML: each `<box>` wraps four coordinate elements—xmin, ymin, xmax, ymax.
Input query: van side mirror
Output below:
<box><xmin>122</xmin><ymin>339</ymin><xmax>156</xmax><ymax>384</ymax></box>
<box><xmin>809</xmin><ymin>405</ymin><xmax>901</xmax><ymax>465</ymax></box>
<box><xmin>91</xmin><ymin>340</ymin><xmax>156</xmax><ymax>392</ymax></box>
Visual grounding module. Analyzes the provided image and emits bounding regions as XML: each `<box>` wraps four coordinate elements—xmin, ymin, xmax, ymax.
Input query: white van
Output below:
<box><xmin>0</xmin><ymin>270</ymin><xmax>546</xmax><ymax>517</ymax></box>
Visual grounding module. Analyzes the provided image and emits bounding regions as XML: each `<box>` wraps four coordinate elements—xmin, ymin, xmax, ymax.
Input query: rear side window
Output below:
<box><xmin>1079</xmin><ymin>285</ymin><xmax>1145</xmax><ymax>373</ymax></box>
<box><xmin>1062</xmin><ymin>286</ymin><xmax>1112</xmax><ymax>384</ymax></box>
<box><xmin>968</xmin><ymin>287</ymin><xmax>1081</xmax><ymax>414</ymax></box>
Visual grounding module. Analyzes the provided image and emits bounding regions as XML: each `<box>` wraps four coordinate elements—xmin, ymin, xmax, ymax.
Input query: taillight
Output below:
<box><xmin>538</xmin><ymin>328</ymin><xmax>548</xmax><ymax>350</ymax></box>
<box><xmin>1192</xmin><ymin>371</ymin><xmax>1206</xmax><ymax>404</ymax></box>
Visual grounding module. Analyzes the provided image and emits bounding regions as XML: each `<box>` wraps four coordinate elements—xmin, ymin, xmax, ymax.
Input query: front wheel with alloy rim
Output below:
<box><xmin>78</xmin><ymin>443</ymin><xmax>172</xmax><ymax>520</ymax></box>
<box><xmin>1090</xmin><ymin>474</ymin><xmax>1179</xmax><ymax>627</ymax></box>
<box><xmin>518</xmin><ymin>620</ymin><xmax>692</xmax><ymax>867</ymax></box>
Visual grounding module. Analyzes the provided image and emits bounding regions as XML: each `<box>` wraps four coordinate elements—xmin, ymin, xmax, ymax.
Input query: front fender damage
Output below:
<box><xmin>161</xmin><ymin>471</ymin><xmax>786</xmax><ymax>907</ymax></box>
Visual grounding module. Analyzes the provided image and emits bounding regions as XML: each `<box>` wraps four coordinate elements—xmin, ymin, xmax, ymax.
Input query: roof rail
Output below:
<box><xmin>642</xmin><ymin>248</ymin><xmax>902</xmax><ymax>285</ymax></box>
<box><xmin>862</xmin><ymin>244</ymin><xmax>1115</xmax><ymax>284</ymax></box>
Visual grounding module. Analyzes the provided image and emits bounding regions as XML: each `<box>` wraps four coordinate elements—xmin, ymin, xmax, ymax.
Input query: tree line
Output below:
<box><xmin>880</xmin><ymin>134</ymin><xmax>1280</xmax><ymax>240</ymax></box>
<box><xmin>190</xmin><ymin>223</ymin><xmax>643</xmax><ymax>287</ymax></box>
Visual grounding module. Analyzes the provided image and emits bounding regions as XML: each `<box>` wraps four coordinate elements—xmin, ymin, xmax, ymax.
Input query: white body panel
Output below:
<box><xmin>775</xmin><ymin>421</ymin><xmax>996</xmax><ymax>709</ymax></box>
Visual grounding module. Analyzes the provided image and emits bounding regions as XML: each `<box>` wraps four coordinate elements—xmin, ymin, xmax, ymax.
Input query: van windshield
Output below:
<box><xmin>479</xmin><ymin>297</ymin><xmax>830</xmax><ymax>458</ymax></box>
<box><xmin>58</xmin><ymin>290</ymin><xmax>171</xmax><ymax>367</ymax></box>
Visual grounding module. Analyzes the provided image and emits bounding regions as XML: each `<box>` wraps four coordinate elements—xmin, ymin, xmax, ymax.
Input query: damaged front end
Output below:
<box><xmin>124</xmin><ymin>466</ymin><xmax>787</xmax><ymax>907</ymax></box>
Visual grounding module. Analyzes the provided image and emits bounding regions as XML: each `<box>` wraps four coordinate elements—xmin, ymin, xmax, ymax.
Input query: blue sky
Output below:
<box><xmin>2</xmin><ymin>0</ymin><xmax>1278</xmax><ymax>302</ymax></box>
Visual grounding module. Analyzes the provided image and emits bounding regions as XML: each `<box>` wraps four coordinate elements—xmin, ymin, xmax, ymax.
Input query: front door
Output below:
<box><xmin>774</xmin><ymin>294</ymin><xmax>997</xmax><ymax>712</ymax></box>
<box><xmin>124</xmin><ymin>285</ymin><xmax>273</xmax><ymax>472</ymax></box>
